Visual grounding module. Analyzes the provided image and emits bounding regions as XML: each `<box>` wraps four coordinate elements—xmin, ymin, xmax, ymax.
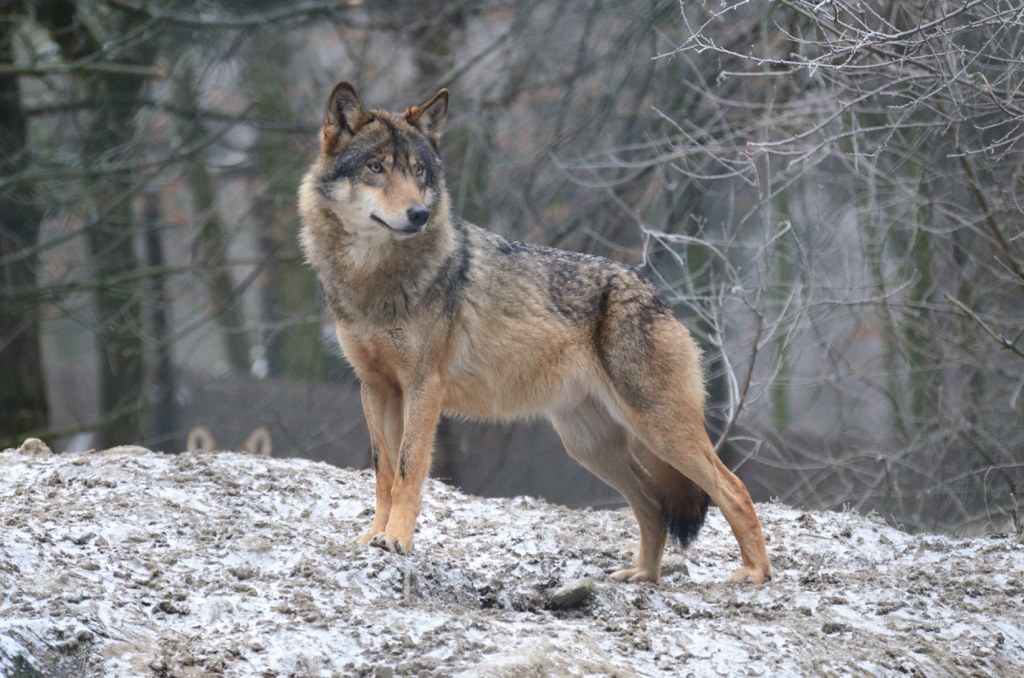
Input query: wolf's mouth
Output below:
<box><xmin>371</xmin><ymin>213</ymin><xmax>421</xmax><ymax>238</ymax></box>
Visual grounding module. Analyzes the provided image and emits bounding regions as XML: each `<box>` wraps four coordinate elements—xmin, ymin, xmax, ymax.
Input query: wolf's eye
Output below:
<box><xmin>368</xmin><ymin>162</ymin><xmax>384</xmax><ymax>174</ymax></box>
<box><xmin>415</xmin><ymin>165</ymin><xmax>425</xmax><ymax>177</ymax></box>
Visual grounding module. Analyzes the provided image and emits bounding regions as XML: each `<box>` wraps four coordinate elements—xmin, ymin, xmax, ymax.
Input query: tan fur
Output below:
<box><xmin>298</xmin><ymin>81</ymin><xmax>772</xmax><ymax>583</ymax></box>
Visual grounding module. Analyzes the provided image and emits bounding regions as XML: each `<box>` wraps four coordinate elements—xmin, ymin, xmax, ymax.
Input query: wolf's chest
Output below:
<box><xmin>332</xmin><ymin>320</ymin><xmax>420</xmax><ymax>380</ymax></box>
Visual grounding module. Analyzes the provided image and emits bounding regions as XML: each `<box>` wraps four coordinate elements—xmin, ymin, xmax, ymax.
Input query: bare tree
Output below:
<box><xmin>582</xmin><ymin>0</ymin><xmax>1024</xmax><ymax>531</ymax></box>
<box><xmin>2</xmin><ymin>0</ymin><xmax>1020</xmax><ymax>532</ymax></box>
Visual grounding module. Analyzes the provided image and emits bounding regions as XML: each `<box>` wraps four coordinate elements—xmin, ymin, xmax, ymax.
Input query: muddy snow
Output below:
<box><xmin>2</xmin><ymin>443</ymin><xmax>1022</xmax><ymax>677</ymax></box>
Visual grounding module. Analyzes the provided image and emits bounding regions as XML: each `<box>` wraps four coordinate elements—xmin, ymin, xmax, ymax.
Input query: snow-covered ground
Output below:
<box><xmin>2</xmin><ymin>443</ymin><xmax>1022</xmax><ymax>677</ymax></box>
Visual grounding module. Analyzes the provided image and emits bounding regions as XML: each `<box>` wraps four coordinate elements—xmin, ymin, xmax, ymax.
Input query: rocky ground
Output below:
<box><xmin>2</xmin><ymin>442</ymin><xmax>1022</xmax><ymax>677</ymax></box>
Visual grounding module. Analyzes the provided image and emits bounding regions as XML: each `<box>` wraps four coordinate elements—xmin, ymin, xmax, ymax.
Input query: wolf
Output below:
<box><xmin>297</xmin><ymin>81</ymin><xmax>772</xmax><ymax>584</ymax></box>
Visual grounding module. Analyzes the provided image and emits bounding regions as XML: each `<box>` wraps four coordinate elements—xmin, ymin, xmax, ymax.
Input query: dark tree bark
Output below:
<box><xmin>0</xmin><ymin>10</ymin><xmax>48</xmax><ymax>444</ymax></box>
<box><xmin>142</xmin><ymin>192</ymin><xmax>177</xmax><ymax>447</ymax></box>
<box><xmin>38</xmin><ymin>0</ymin><xmax>154</xmax><ymax>446</ymax></box>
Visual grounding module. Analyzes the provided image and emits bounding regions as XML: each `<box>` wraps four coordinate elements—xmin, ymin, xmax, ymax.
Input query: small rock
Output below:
<box><xmin>821</xmin><ymin>621</ymin><xmax>852</xmax><ymax>634</ymax></box>
<box><xmin>548</xmin><ymin>578</ymin><xmax>595</xmax><ymax>610</ymax></box>
<box><xmin>103</xmin><ymin>445</ymin><xmax>151</xmax><ymax>456</ymax></box>
<box><xmin>230</xmin><ymin>565</ymin><xmax>256</xmax><ymax>580</ymax></box>
<box><xmin>152</xmin><ymin>600</ymin><xmax>190</xmax><ymax>616</ymax></box>
<box><xmin>71</xmin><ymin>532</ymin><xmax>96</xmax><ymax>546</ymax></box>
<box><xmin>19</xmin><ymin>438</ymin><xmax>52</xmax><ymax>456</ymax></box>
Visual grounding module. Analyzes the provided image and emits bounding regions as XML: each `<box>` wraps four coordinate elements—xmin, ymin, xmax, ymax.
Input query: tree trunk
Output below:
<box><xmin>175</xmin><ymin>61</ymin><xmax>251</xmax><ymax>374</ymax></box>
<box><xmin>0</xmin><ymin>16</ymin><xmax>48</xmax><ymax>443</ymax></box>
<box><xmin>39</xmin><ymin>0</ymin><xmax>152</xmax><ymax>447</ymax></box>
<box><xmin>142</xmin><ymin>192</ymin><xmax>177</xmax><ymax>448</ymax></box>
<box><xmin>244</xmin><ymin>37</ymin><xmax>337</xmax><ymax>380</ymax></box>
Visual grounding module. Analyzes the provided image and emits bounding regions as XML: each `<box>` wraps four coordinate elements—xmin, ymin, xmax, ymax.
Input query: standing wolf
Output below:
<box><xmin>298</xmin><ymin>81</ymin><xmax>772</xmax><ymax>584</ymax></box>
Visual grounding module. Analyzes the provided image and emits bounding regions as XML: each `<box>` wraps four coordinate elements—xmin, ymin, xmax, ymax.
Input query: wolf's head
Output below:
<box><xmin>301</xmin><ymin>81</ymin><xmax>449</xmax><ymax>242</ymax></box>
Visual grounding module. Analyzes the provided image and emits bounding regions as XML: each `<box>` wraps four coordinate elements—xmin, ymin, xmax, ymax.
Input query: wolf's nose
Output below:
<box><xmin>407</xmin><ymin>206</ymin><xmax>430</xmax><ymax>228</ymax></box>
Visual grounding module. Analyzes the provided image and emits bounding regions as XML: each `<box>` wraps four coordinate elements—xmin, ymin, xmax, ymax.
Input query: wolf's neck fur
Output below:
<box><xmin>300</xmin><ymin>194</ymin><xmax>457</xmax><ymax>325</ymax></box>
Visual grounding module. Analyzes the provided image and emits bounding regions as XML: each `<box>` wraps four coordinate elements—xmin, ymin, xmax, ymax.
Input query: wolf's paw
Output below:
<box><xmin>727</xmin><ymin>565</ymin><xmax>773</xmax><ymax>585</ymax></box>
<box><xmin>610</xmin><ymin>567</ymin><xmax>659</xmax><ymax>584</ymax></box>
<box><xmin>354</xmin><ymin>532</ymin><xmax>380</xmax><ymax>545</ymax></box>
<box><xmin>369</xmin><ymin>533</ymin><xmax>411</xmax><ymax>555</ymax></box>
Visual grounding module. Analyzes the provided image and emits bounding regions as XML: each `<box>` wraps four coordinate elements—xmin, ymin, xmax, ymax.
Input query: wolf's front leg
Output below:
<box><xmin>356</xmin><ymin>381</ymin><xmax>402</xmax><ymax>545</ymax></box>
<box><xmin>355</xmin><ymin>437</ymin><xmax>394</xmax><ymax>545</ymax></box>
<box><xmin>372</xmin><ymin>372</ymin><xmax>445</xmax><ymax>555</ymax></box>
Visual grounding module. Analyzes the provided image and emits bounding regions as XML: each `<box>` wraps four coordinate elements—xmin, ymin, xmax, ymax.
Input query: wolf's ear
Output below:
<box><xmin>241</xmin><ymin>426</ymin><xmax>272</xmax><ymax>458</ymax></box>
<box><xmin>322</xmin><ymin>81</ymin><xmax>367</xmax><ymax>154</ymax></box>
<box><xmin>186</xmin><ymin>424</ymin><xmax>217</xmax><ymax>452</ymax></box>
<box><xmin>405</xmin><ymin>88</ymin><xmax>449</xmax><ymax>149</ymax></box>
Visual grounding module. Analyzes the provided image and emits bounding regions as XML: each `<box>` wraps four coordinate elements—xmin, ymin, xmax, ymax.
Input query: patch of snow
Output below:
<box><xmin>1</xmin><ymin>446</ymin><xmax>1023</xmax><ymax>676</ymax></box>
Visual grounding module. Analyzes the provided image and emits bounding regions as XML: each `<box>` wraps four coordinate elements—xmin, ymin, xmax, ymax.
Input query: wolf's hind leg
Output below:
<box><xmin>625</xmin><ymin>402</ymin><xmax>772</xmax><ymax>584</ymax></box>
<box><xmin>550</xmin><ymin>399</ymin><xmax>668</xmax><ymax>583</ymax></box>
<box><xmin>601</xmin><ymin>315</ymin><xmax>772</xmax><ymax>584</ymax></box>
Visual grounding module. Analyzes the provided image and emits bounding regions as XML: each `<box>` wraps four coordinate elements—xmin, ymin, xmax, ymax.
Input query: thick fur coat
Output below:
<box><xmin>298</xmin><ymin>82</ymin><xmax>771</xmax><ymax>584</ymax></box>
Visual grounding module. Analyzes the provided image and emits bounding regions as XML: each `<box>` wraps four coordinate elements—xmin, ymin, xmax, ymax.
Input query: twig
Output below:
<box><xmin>944</xmin><ymin>293</ymin><xmax>1024</xmax><ymax>360</ymax></box>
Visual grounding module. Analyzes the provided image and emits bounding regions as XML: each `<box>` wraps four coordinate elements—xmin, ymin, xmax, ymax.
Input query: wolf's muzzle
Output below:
<box><xmin>407</xmin><ymin>206</ymin><xmax>430</xmax><ymax>229</ymax></box>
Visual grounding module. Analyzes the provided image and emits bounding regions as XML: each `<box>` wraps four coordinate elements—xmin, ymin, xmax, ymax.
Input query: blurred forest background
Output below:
<box><xmin>2</xmin><ymin>0</ymin><xmax>1022</xmax><ymax>535</ymax></box>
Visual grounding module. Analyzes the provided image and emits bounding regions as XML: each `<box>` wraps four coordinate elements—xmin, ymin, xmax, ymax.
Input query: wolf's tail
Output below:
<box><xmin>642</xmin><ymin>452</ymin><xmax>709</xmax><ymax>546</ymax></box>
